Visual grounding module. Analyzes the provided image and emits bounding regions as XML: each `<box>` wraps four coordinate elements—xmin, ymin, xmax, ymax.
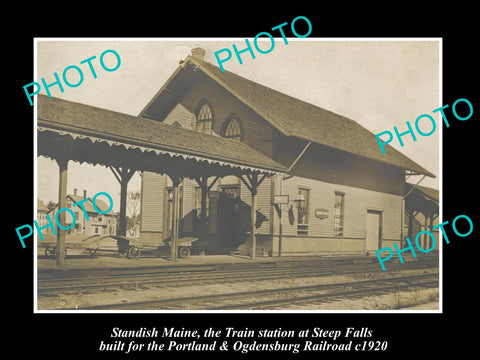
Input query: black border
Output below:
<box><xmin>7</xmin><ymin>7</ymin><xmax>479</xmax><ymax>359</ymax></box>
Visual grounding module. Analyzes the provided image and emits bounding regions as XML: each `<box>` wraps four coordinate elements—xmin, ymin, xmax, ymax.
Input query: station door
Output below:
<box><xmin>366</xmin><ymin>209</ymin><xmax>383</xmax><ymax>253</ymax></box>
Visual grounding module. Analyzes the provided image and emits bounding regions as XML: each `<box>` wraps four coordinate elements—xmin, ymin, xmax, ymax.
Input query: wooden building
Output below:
<box><xmin>37</xmin><ymin>198</ymin><xmax>50</xmax><ymax>228</ymax></box>
<box><xmin>46</xmin><ymin>189</ymin><xmax>117</xmax><ymax>236</ymax></box>
<box><xmin>38</xmin><ymin>88</ymin><xmax>285</xmax><ymax>263</ymax></box>
<box><xmin>138</xmin><ymin>48</ymin><xmax>435</xmax><ymax>257</ymax></box>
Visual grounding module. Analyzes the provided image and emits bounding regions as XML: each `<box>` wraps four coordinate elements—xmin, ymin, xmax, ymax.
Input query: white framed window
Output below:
<box><xmin>334</xmin><ymin>191</ymin><xmax>345</xmax><ymax>236</ymax></box>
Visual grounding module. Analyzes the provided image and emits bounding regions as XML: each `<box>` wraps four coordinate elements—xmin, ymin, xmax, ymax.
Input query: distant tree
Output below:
<box><xmin>126</xmin><ymin>191</ymin><xmax>141</xmax><ymax>223</ymax></box>
<box><xmin>126</xmin><ymin>216</ymin><xmax>136</xmax><ymax>230</ymax></box>
<box><xmin>47</xmin><ymin>201</ymin><xmax>56</xmax><ymax>211</ymax></box>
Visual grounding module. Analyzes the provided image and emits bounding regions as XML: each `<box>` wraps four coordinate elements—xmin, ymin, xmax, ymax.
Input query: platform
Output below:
<box><xmin>37</xmin><ymin>252</ymin><xmax>435</xmax><ymax>280</ymax></box>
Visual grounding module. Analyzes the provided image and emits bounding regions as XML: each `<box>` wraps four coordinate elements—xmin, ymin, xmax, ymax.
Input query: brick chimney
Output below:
<box><xmin>83</xmin><ymin>190</ymin><xmax>87</xmax><ymax>199</ymax></box>
<box><xmin>191</xmin><ymin>47</ymin><xmax>205</xmax><ymax>61</ymax></box>
<box><xmin>74</xmin><ymin>188</ymin><xmax>77</xmax><ymax>196</ymax></box>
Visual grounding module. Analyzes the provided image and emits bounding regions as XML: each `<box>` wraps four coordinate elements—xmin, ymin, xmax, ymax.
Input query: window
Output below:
<box><xmin>195</xmin><ymin>102</ymin><xmax>213</xmax><ymax>134</ymax></box>
<box><xmin>221</xmin><ymin>185</ymin><xmax>240</xmax><ymax>198</ymax></box>
<box><xmin>297</xmin><ymin>188</ymin><xmax>310</xmax><ymax>225</ymax></box>
<box><xmin>334</xmin><ymin>191</ymin><xmax>345</xmax><ymax>236</ymax></box>
<box><xmin>95</xmin><ymin>227</ymin><xmax>99</xmax><ymax>234</ymax></box>
<box><xmin>297</xmin><ymin>188</ymin><xmax>310</xmax><ymax>235</ymax></box>
<box><xmin>222</xmin><ymin>116</ymin><xmax>243</xmax><ymax>141</ymax></box>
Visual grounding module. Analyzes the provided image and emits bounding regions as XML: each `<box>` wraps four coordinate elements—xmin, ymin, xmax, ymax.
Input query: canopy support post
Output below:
<box><xmin>55</xmin><ymin>158</ymin><xmax>68</xmax><ymax>266</ymax></box>
<box><xmin>241</xmin><ymin>173</ymin><xmax>268</xmax><ymax>259</ymax></box>
<box><xmin>110</xmin><ymin>167</ymin><xmax>135</xmax><ymax>254</ymax></box>
<box><xmin>169</xmin><ymin>175</ymin><xmax>183</xmax><ymax>261</ymax></box>
<box><xmin>110</xmin><ymin>167</ymin><xmax>135</xmax><ymax>237</ymax></box>
<box><xmin>194</xmin><ymin>176</ymin><xmax>220</xmax><ymax>246</ymax></box>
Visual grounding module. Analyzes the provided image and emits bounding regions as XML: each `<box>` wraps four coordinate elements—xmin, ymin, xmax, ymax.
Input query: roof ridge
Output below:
<box><xmin>187</xmin><ymin>57</ymin><xmax>434</xmax><ymax>177</ymax></box>
<box><xmin>196</xmin><ymin>57</ymin><xmax>352</xmax><ymax>119</ymax></box>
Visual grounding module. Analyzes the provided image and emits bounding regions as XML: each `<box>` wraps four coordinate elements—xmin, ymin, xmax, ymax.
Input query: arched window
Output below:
<box><xmin>222</xmin><ymin>116</ymin><xmax>243</xmax><ymax>141</ymax></box>
<box><xmin>195</xmin><ymin>102</ymin><xmax>213</xmax><ymax>134</ymax></box>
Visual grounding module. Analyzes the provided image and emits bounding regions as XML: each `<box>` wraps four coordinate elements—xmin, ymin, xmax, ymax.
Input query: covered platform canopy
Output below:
<box><xmin>405</xmin><ymin>184</ymin><xmax>439</xmax><ymax>218</ymax></box>
<box><xmin>404</xmin><ymin>183</ymin><xmax>439</xmax><ymax>248</ymax></box>
<box><xmin>37</xmin><ymin>94</ymin><xmax>287</xmax><ymax>264</ymax></box>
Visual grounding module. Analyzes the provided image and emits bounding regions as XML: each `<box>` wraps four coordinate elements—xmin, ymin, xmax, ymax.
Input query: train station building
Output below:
<box><xmin>137</xmin><ymin>48</ymin><xmax>435</xmax><ymax>257</ymax></box>
<box><xmin>37</xmin><ymin>47</ymin><xmax>436</xmax><ymax>264</ymax></box>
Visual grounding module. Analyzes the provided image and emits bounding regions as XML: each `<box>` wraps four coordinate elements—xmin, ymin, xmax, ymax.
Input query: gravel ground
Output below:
<box><xmin>274</xmin><ymin>288</ymin><xmax>439</xmax><ymax>311</ymax></box>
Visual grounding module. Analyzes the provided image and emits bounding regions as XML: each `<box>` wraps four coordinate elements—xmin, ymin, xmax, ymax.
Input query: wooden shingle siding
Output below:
<box><xmin>162</xmin><ymin>103</ymin><xmax>193</xmax><ymax>129</ymax></box>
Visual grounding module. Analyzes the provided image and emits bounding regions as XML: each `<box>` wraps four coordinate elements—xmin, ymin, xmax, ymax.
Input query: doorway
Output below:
<box><xmin>216</xmin><ymin>185</ymin><xmax>242</xmax><ymax>251</ymax></box>
<box><xmin>365</xmin><ymin>209</ymin><xmax>383</xmax><ymax>253</ymax></box>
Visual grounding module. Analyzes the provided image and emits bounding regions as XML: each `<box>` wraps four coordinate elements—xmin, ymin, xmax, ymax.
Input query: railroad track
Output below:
<box><xmin>70</xmin><ymin>273</ymin><xmax>439</xmax><ymax>310</ymax></box>
<box><xmin>37</xmin><ymin>258</ymin><xmax>438</xmax><ymax>296</ymax></box>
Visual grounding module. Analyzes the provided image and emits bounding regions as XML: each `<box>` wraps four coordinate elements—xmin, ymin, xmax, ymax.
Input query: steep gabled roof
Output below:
<box><xmin>67</xmin><ymin>194</ymin><xmax>96</xmax><ymax>213</ymax></box>
<box><xmin>141</xmin><ymin>55</ymin><xmax>435</xmax><ymax>177</ymax></box>
<box><xmin>37</xmin><ymin>198</ymin><xmax>49</xmax><ymax>212</ymax></box>
<box><xmin>90</xmin><ymin>197</ymin><xmax>116</xmax><ymax>216</ymax></box>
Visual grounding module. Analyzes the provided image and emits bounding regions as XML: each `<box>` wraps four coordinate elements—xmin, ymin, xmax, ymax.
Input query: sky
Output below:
<box><xmin>35</xmin><ymin>38</ymin><xmax>440</xmax><ymax>212</ymax></box>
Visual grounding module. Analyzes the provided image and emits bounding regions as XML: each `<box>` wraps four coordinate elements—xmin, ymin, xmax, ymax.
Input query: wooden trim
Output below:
<box><xmin>365</xmin><ymin>206</ymin><xmax>385</xmax><ymax>212</ymax></box>
<box><xmin>207</xmin><ymin>176</ymin><xmax>220</xmax><ymax>192</ymax></box>
<box><xmin>38</xmin><ymin>123</ymin><xmax>286</xmax><ymax>173</ymax></box>
<box><xmin>109</xmin><ymin>166</ymin><xmax>121</xmax><ymax>183</ymax></box>
<box><xmin>288</xmin><ymin>141</ymin><xmax>312</xmax><ymax>172</ymax></box>
<box><xmin>240</xmin><ymin>175</ymin><xmax>253</xmax><ymax>193</ymax></box>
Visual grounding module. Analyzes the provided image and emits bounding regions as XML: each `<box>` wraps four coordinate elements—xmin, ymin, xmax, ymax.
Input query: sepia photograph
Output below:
<box><xmin>34</xmin><ymin>39</ymin><xmax>440</xmax><ymax>312</ymax></box>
